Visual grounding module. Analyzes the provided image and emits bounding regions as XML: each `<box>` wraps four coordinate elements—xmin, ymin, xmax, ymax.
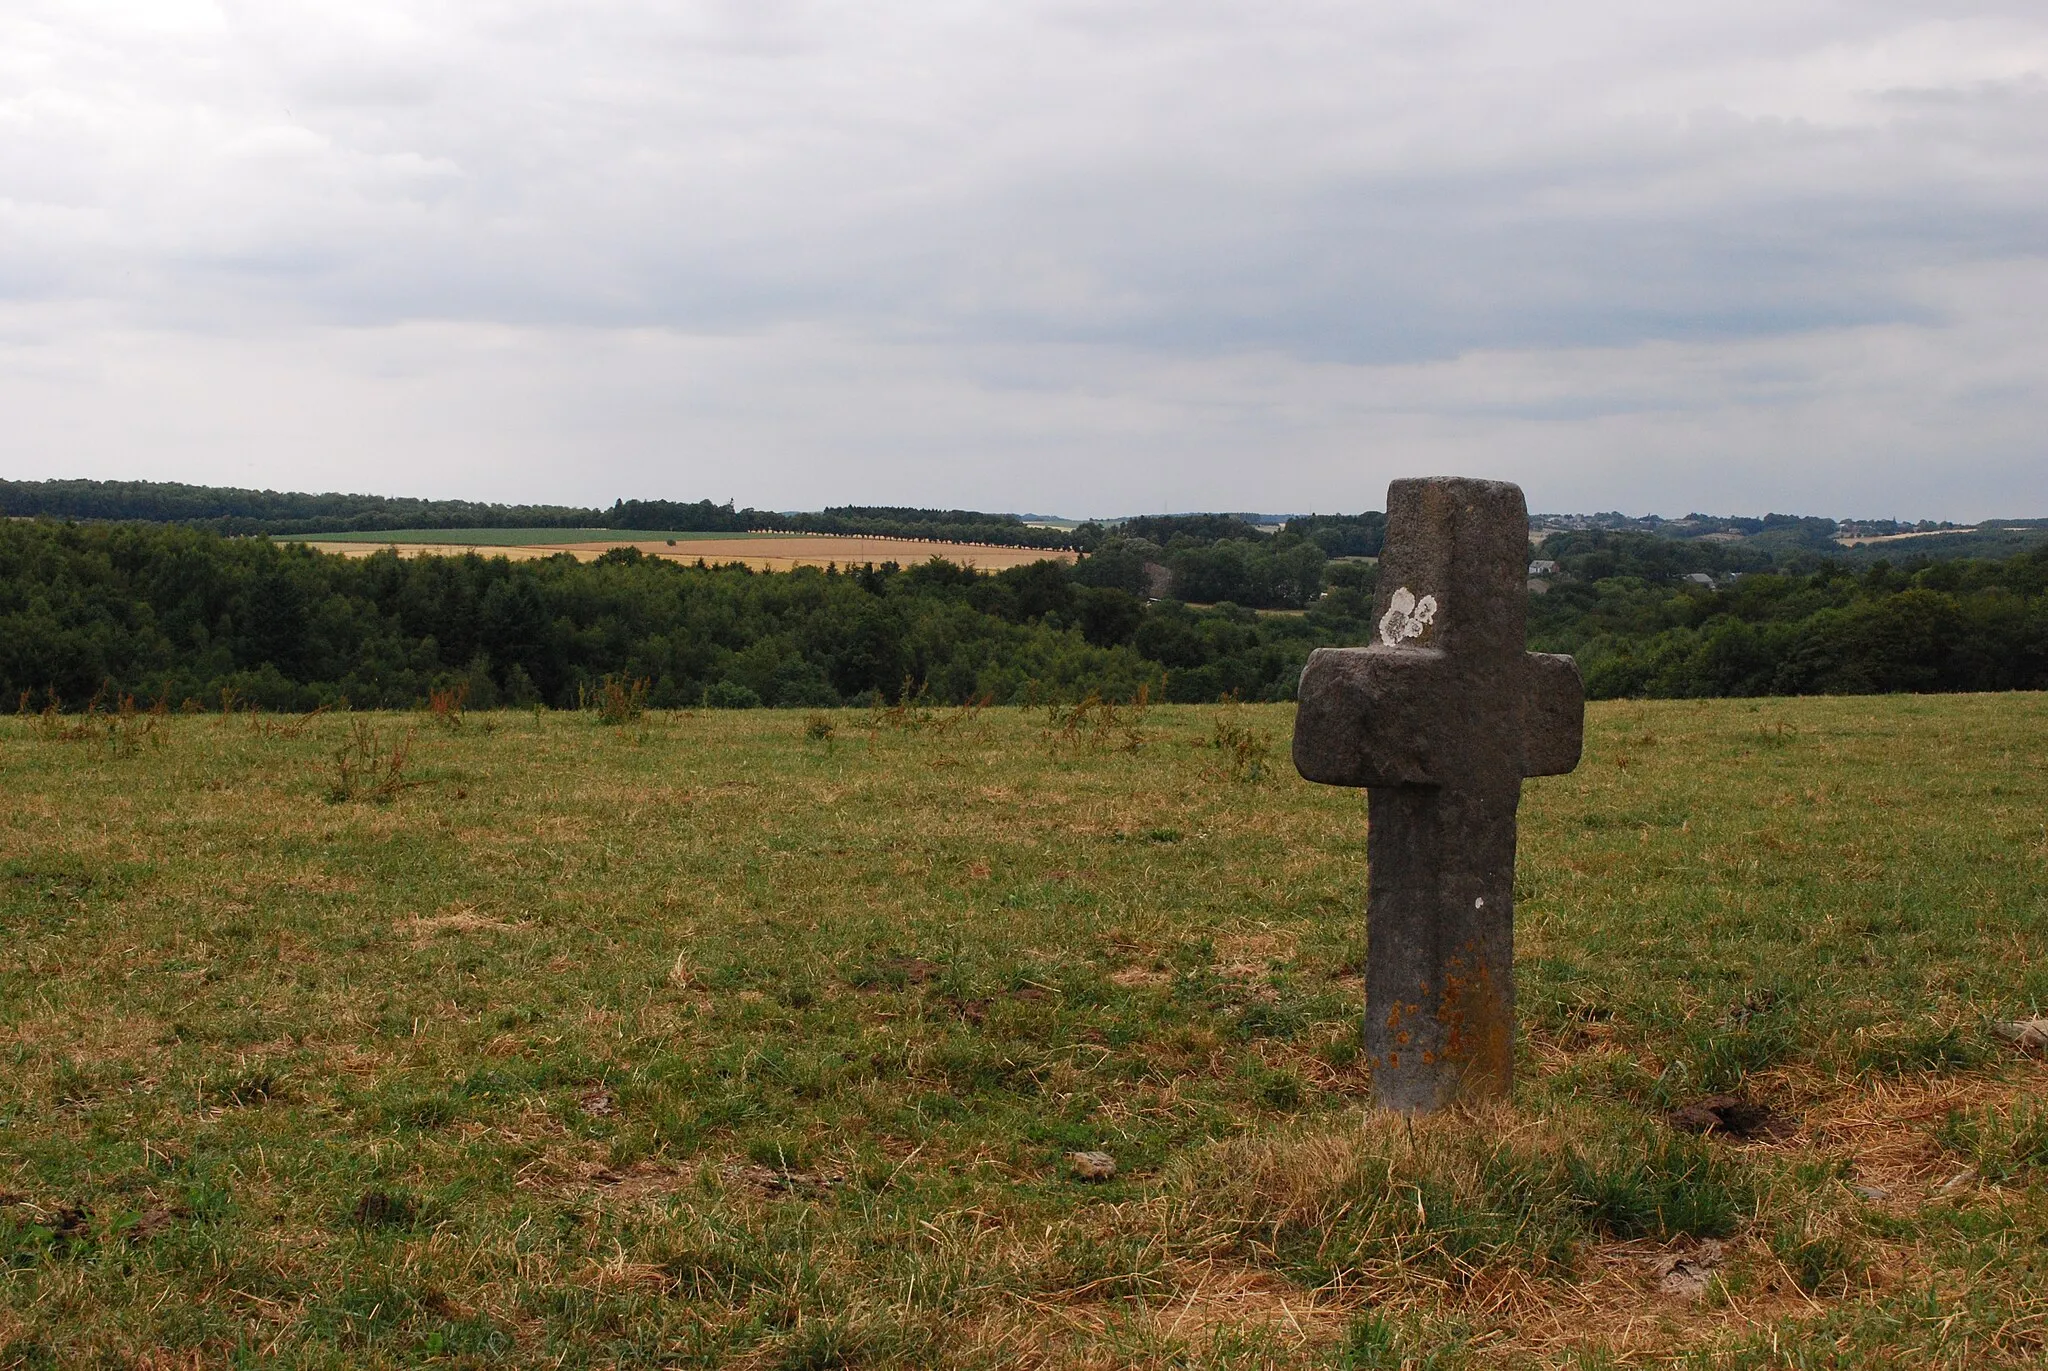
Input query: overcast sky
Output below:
<box><xmin>3</xmin><ymin>2</ymin><xmax>2044</xmax><ymax>519</ymax></box>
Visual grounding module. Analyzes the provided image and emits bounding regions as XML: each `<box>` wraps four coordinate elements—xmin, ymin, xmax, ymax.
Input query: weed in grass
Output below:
<box><xmin>326</xmin><ymin>717</ymin><xmax>416</xmax><ymax>801</ymax></box>
<box><xmin>870</xmin><ymin>676</ymin><xmax>938</xmax><ymax>732</ymax></box>
<box><xmin>1042</xmin><ymin>686</ymin><xmax>1150</xmax><ymax>755</ymax></box>
<box><xmin>1752</xmin><ymin>721</ymin><xmax>1800</xmax><ymax>748</ymax></box>
<box><xmin>1209</xmin><ymin>692</ymin><xmax>1274</xmax><ymax>782</ymax></box>
<box><xmin>27</xmin><ymin>686</ymin><xmax>162</xmax><ymax>755</ymax></box>
<box><xmin>803</xmin><ymin>711</ymin><xmax>836</xmax><ymax>743</ymax></box>
<box><xmin>591</xmin><ymin>674</ymin><xmax>651</xmax><ymax>724</ymax></box>
<box><xmin>865</xmin><ymin>678</ymin><xmax>990</xmax><ymax>737</ymax></box>
<box><xmin>250</xmin><ymin>702</ymin><xmax>328</xmax><ymax>740</ymax></box>
<box><xmin>108</xmin><ymin>692</ymin><xmax>164</xmax><ymax>756</ymax></box>
<box><xmin>426</xmin><ymin>681</ymin><xmax>469</xmax><ymax>730</ymax></box>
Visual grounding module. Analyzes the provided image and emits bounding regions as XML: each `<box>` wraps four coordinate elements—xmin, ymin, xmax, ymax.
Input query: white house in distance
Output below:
<box><xmin>1529</xmin><ymin>559</ymin><xmax>1559</xmax><ymax>576</ymax></box>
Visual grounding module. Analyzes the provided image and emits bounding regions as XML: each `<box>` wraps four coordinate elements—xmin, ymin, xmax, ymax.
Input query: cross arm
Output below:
<box><xmin>1292</xmin><ymin>645</ymin><xmax>1584</xmax><ymax>788</ymax></box>
<box><xmin>1292</xmin><ymin>646</ymin><xmax>1449</xmax><ymax>788</ymax></box>
<box><xmin>1519</xmin><ymin>651</ymin><xmax>1584</xmax><ymax>778</ymax></box>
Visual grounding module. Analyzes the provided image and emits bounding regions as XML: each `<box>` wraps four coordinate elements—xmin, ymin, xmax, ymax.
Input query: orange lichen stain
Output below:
<box><xmin>1395</xmin><ymin>1030</ymin><xmax>1411</xmax><ymax>1045</ymax></box>
<box><xmin>1435</xmin><ymin>942</ymin><xmax>1511</xmax><ymax>1097</ymax></box>
<box><xmin>1387</xmin><ymin>1053</ymin><xmax>1400</xmax><ymax>1070</ymax></box>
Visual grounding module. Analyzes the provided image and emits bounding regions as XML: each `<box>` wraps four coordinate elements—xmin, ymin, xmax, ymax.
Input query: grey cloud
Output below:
<box><xmin>0</xmin><ymin>1</ymin><xmax>2044</xmax><ymax>516</ymax></box>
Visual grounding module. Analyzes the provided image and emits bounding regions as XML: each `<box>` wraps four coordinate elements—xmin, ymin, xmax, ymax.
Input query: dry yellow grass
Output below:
<box><xmin>304</xmin><ymin>533</ymin><xmax>1076</xmax><ymax>571</ymax></box>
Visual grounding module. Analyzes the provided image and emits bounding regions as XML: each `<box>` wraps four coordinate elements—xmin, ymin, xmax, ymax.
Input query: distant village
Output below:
<box><xmin>1527</xmin><ymin>511</ymin><xmax>1968</xmax><ymax>540</ymax></box>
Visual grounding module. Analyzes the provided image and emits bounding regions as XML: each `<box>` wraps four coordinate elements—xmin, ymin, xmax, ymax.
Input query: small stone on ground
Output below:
<box><xmin>1067</xmin><ymin>1150</ymin><xmax>1116</xmax><ymax>1181</ymax></box>
<box><xmin>1994</xmin><ymin>1018</ymin><xmax>2048</xmax><ymax>1050</ymax></box>
<box><xmin>1652</xmin><ymin>1239</ymin><xmax>1724</xmax><ymax>1299</ymax></box>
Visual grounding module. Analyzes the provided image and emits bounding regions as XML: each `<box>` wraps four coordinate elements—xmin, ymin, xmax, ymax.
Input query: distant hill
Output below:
<box><xmin>1531</xmin><ymin>508</ymin><xmax>2048</xmax><ymax>569</ymax></box>
<box><xmin>3</xmin><ymin>476</ymin><xmax>2040</xmax><ymax>568</ymax></box>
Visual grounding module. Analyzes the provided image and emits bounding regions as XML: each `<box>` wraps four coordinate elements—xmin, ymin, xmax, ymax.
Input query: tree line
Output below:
<box><xmin>1532</xmin><ymin>550</ymin><xmax>2048</xmax><ymax>697</ymax></box>
<box><xmin>606</xmin><ymin>501</ymin><xmax>1096</xmax><ymax>551</ymax></box>
<box><xmin>0</xmin><ymin>479</ymin><xmax>597</xmax><ymax>538</ymax></box>
<box><xmin>1</xmin><ymin>518</ymin><xmax>2041</xmax><ymax>713</ymax></box>
<box><xmin>0</xmin><ymin>479</ymin><xmax>1400</xmax><ymax>558</ymax></box>
<box><xmin>0</xmin><ymin>480</ymin><xmax>1103</xmax><ymax>550</ymax></box>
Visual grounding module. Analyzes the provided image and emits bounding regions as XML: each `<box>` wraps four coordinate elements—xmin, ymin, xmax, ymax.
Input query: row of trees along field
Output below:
<box><xmin>0</xmin><ymin>477</ymin><xmax>1400</xmax><ymax>559</ymax></box>
<box><xmin>0</xmin><ymin>480</ymin><xmax>1099</xmax><ymax>550</ymax></box>
<box><xmin>3</xmin><ymin>517</ymin><xmax>2045</xmax><ymax>710</ymax></box>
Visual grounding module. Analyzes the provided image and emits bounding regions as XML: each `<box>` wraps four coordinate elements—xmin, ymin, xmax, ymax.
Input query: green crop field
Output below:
<box><xmin>2</xmin><ymin>696</ymin><xmax>2045</xmax><ymax>1368</ymax></box>
<box><xmin>301</xmin><ymin>530</ymin><xmax>771</xmax><ymax>546</ymax></box>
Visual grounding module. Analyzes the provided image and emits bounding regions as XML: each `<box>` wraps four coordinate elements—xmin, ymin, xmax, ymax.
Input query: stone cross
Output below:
<box><xmin>1293</xmin><ymin>477</ymin><xmax>1584</xmax><ymax>1113</ymax></box>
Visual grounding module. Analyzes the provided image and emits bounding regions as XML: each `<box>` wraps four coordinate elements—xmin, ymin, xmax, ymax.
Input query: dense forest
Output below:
<box><xmin>0</xmin><ymin>480</ymin><xmax>1099</xmax><ymax>550</ymax></box>
<box><xmin>0</xmin><ymin>479</ymin><xmax>599</xmax><ymax>538</ymax></box>
<box><xmin>2</xmin><ymin>518</ymin><xmax>2043</xmax><ymax>712</ymax></box>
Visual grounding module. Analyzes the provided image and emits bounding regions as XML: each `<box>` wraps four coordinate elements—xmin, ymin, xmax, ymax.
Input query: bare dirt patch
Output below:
<box><xmin>394</xmin><ymin>904</ymin><xmax>523</xmax><ymax>941</ymax></box>
<box><xmin>719</xmin><ymin>1161</ymin><xmax>848</xmax><ymax>1199</ymax></box>
<box><xmin>1213</xmin><ymin>928</ymin><xmax>1296</xmax><ymax>974</ymax></box>
<box><xmin>1667</xmin><ymin>1094</ymin><xmax>1797</xmax><ymax>1142</ymax></box>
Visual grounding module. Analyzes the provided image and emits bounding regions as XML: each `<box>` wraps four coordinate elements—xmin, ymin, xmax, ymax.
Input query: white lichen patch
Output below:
<box><xmin>1379</xmin><ymin>587</ymin><xmax>1439</xmax><ymax>647</ymax></box>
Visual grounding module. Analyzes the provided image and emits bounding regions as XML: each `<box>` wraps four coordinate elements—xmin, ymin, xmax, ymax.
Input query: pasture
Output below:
<box><xmin>1</xmin><ymin>695</ymin><xmax>2044</xmax><ymax>1368</ymax></box>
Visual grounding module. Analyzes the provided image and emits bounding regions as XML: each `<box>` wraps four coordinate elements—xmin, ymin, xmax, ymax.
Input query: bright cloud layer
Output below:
<box><xmin>2</xmin><ymin>1</ymin><xmax>2044</xmax><ymax>517</ymax></box>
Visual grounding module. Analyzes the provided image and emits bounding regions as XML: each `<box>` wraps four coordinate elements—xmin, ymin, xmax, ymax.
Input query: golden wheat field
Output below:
<box><xmin>303</xmin><ymin>534</ymin><xmax>1076</xmax><ymax>572</ymax></box>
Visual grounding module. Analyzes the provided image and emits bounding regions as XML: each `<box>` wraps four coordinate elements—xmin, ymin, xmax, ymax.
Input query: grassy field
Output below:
<box><xmin>1</xmin><ymin>695</ymin><xmax>2044</xmax><ymax>1368</ymax></box>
